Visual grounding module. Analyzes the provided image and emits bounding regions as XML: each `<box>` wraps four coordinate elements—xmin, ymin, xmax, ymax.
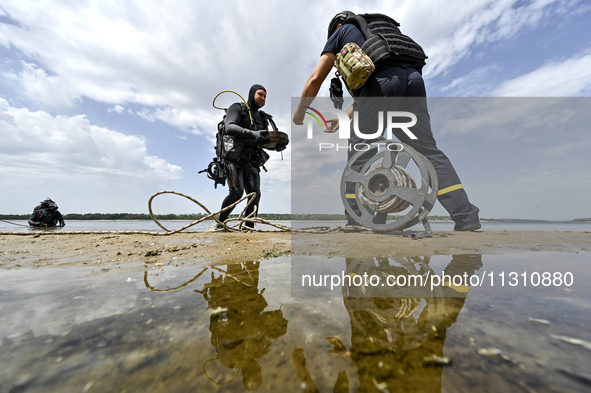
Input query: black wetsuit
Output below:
<box><xmin>218</xmin><ymin>84</ymin><xmax>270</xmax><ymax>228</ymax></box>
<box><xmin>28</xmin><ymin>204</ymin><xmax>65</xmax><ymax>227</ymax></box>
<box><xmin>324</xmin><ymin>23</ymin><xmax>480</xmax><ymax>230</ymax></box>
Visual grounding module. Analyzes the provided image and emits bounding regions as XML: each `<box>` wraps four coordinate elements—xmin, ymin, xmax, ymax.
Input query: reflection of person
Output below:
<box><xmin>28</xmin><ymin>198</ymin><xmax>65</xmax><ymax>227</ymax></box>
<box><xmin>200</xmin><ymin>262</ymin><xmax>288</xmax><ymax>390</ymax></box>
<box><xmin>293</xmin><ymin>11</ymin><xmax>481</xmax><ymax>231</ymax></box>
<box><xmin>293</xmin><ymin>254</ymin><xmax>482</xmax><ymax>392</ymax></box>
<box><xmin>342</xmin><ymin>255</ymin><xmax>482</xmax><ymax>392</ymax></box>
<box><xmin>218</xmin><ymin>85</ymin><xmax>273</xmax><ymax>230</ymax></box>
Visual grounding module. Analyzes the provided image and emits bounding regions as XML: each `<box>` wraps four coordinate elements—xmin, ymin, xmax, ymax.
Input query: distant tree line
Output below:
<box><xmin>0</xmin><ymin>213</ymin><xmax>291</xmax><ymax>221</ymax></box>
<box><xmin>2</xmin><ymin>213</ymin><xmax>452</xmax><ymax>221</ymax></box>
<box><xmin>0</xmin><ymin>214</ymin><xmax>33</xmax><ymax>220</ymax></box>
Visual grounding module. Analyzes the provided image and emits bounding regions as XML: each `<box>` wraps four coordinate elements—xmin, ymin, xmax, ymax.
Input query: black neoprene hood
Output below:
<box><xmin>248</xmin><ymin>84</ymin><xmax>266</xmax><ymax>110</ymax></box>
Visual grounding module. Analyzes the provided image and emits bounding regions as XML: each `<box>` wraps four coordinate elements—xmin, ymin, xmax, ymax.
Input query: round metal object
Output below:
<box><xmin>261</xmin><ymin>130</ymin><xmax>289</xmax><ymax>151</ymax></box>
<box><xmin>340</xmin><ymin>141</ymin><xmax>438</xmax><ymax>232</ymax></box>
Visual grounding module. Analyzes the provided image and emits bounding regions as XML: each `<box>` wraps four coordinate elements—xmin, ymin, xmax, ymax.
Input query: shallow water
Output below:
<box><xmin>1</xmin><ymin>251</ymin><xmax>591</xmax><ymax>392</ymax></box>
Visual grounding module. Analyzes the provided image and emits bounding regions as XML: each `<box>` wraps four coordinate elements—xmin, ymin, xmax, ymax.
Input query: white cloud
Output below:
<box><xmin>108</xmin><ymin>105</ymin><xmax>125</xmax><ymax>113</ymax></box>
<box><xmin>0</xmin><ymin>0</ymin><xmax>577</xmax><ymax>129</ymax></box>
<box><xmin>0</xmin><ymin>0</ymin><xmax>324</xmax><ymax>128</ymax></box>
<box><xmin>396</xmin><ymin>0</ymin><xmax>570</xmax><ymax>77</ymax></box>
<box><xmin>136</xmin><ymin>108</ymin><xmax>155</xmax><ymax>122</ymax></box>
<box><xmin>153</xmin><ymin>106</ymin><xmax>220</xmax><ymax>135</ymax></box>
<box><xmin>2</xmin><ymin>61</ymin><xmax>81</xmax><ymax>106</ymax></box>
<box><xmin>439</xmin><ymin>65</ymin><xmax>502</xmax><ymax>96</ymax></box>
<box><xmin>143</xmin><ymin>155</ymin><xmax>182</xmax><ymax>179</ymax></box>
<box><xmin>0</xmin><ymin>98</ymin><xmax>181</xmax><ymax>182</ymax></box>
<box><xmin>429</xmin><ymin>97</ymin><xmax>591</xmax><ymax>147</ymax></box>
<box><xmin>493</xmin><ymin>50</ymin><xmax>591</xmax><ymax>96</ymax></box>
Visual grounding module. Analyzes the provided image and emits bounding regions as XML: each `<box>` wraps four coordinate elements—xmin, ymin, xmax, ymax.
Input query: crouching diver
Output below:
<box><xmin>217</xmin><ymin>84</ymin><xmax>273</xmax><ymax>230</ymax></box>
<box><xmin>28</xmin><ymin>198</ymin><xmax>65</xmax><ymax>227</ymax></box>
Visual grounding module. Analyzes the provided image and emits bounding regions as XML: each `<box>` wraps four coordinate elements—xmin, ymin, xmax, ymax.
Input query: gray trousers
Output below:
<box><xmin>345</xmin><ymin>65</ymin><xmax>479</xmax><ymax>228</ymax></box>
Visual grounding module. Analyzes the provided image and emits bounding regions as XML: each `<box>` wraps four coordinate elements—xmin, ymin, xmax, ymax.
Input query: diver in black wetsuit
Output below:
<box><xmin>28</xmin><ymin>198</ymin><xmax>65</xmax><ymax>227</ymax></box>
<box><xmin>217</xmin><ymin>84</ymin><xmax>272</xmax><ymax>229</ymax></box>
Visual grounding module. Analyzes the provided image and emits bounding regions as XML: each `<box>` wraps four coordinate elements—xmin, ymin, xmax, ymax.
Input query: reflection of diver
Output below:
<box><xmin>199</xmin><ymin>262</ymin><xmax>288</xmax><ymax>390</ymax></box>
<box><xmin>293</xmin><ymin>254</ymin><xmax>482</xmax><ymax>392</ymax></box>
<box><xmin>28</xmin><ymin>198</ymin><xmax>65</xmax><ymax>227</ymax></box>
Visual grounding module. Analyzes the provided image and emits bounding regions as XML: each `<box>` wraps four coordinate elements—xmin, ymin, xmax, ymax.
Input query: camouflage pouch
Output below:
<box><xmin>334</xmin><ymin>42</ymin><xmax>375</xmax><ymax>91</ymax></box>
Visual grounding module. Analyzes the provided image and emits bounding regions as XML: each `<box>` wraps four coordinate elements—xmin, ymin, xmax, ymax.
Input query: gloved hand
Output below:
<box><xmin>253</xmin><ymin>130</ymin><xmax>270</xmax><ymax>145</ymax></box>
<box><xmin>329</xmin><ymin>76</ymin><xmax>344</xmax><ymax>110</ymax></box>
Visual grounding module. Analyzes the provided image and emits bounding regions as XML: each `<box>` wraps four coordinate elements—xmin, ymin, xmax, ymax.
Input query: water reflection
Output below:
<box><xmin>144</xmin><ymin>261</ymin><xmax>288</xmax><ymax>391</ymax></box>
<box><xmin>293</xmin><ymin>254</ymin><xmax>482</xmax><ymax>392</ymax></box>
<box><xmin>3</xmin><ymin>250</ymin><xmax>591</xmax><ymax>391</ymax></box>
<box><xmin>200</xmin><ymin>262</ymin><xmax>288</xmax><ymax>390</ymax></box>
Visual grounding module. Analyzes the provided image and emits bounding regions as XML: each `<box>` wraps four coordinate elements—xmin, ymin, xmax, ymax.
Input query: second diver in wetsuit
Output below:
<box><xmin>28</xmin><ymin>198</ymin><xmax>65</xmax><ymax>228</ymax></box>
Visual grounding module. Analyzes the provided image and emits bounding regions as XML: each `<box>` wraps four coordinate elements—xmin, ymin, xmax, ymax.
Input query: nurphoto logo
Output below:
<box><xmin>303</xmin><ymin>105</ymin><xmax>418</xmax><ymax>152</ymax></box>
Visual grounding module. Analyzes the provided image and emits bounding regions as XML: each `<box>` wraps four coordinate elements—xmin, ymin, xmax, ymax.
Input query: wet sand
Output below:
<box><xmin>1</xmin><ymin>231</ymin><xmax>590</xmax><ymax>270</ymax></box>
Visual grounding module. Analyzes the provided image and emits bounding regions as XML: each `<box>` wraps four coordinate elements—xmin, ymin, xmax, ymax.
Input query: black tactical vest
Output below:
<box><xmin>342</xmin><ymin>13</ymin><xmax>428</xmax><ymax>67</ymax></box>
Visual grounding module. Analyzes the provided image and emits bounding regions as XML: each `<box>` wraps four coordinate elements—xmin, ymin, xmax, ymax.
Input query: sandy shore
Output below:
<box><xmin>1</xmin><ymin>230</ymin><xmax>590</xmax><ymax>270</ymax></box>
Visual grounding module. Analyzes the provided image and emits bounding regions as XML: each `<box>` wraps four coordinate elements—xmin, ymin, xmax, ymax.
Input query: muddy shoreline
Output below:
<box><xmin>1</xmin><ymin>231</ymin><xmax>590</xmax><ymax>270</ymax></box>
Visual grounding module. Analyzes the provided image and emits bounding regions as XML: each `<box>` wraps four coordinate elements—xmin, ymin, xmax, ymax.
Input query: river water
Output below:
<box><xmin>1</xmin><ymin>220</ymin><xmax>591</xmax><ymax>233</ymax></box>
<box><xmin>1</xmin><ymin>252</ymin><xmax>591</xmax><ymax>392</ymax></box>
<box><xmin>1</xmin><ymin>221</ymin><xmax>591</xmax><ymax>392</ymax></box>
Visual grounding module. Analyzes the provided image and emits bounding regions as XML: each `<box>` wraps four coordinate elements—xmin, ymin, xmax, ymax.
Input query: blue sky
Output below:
<box><xmin>0</xmin><ymin>0</ymin><xmax>590</xmax><ymax>219</ymax></box>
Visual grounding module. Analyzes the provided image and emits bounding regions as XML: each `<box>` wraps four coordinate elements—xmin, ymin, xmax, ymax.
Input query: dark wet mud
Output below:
<box><xmin>1</xmin><ymin>250</ymin><xmax>591</xmax><ymax>392</ymax></box>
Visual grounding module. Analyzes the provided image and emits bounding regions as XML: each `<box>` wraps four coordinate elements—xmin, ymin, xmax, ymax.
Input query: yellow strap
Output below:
<box><xmin>438</xmin><ymin>184</ymin><xmax>463</xmax><ymax>196</ymax></box>
<box><xmin>345</xmin><ymin>194</ymin><xmax>356</xmax><ymax>199</ymax></box>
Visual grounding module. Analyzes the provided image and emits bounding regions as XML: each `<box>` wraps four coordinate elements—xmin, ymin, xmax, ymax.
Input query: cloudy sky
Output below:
<box><xmin>1</xmin><ymin>0</ymin><xmax>590</xmax><ymax>220</ymax></box>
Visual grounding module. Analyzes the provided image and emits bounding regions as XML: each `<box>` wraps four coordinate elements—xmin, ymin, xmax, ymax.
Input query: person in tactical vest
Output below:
<box><xmin>293</xmin><ymin>11</ymin><xmax>481</xmax><ymax>231</ymax></box>
<box><xmin>217</xmin><ymin>84</ymin><xmax>273</xmax><ymax>230</ymax></box>
<box><xmin>28</xmin><ymin>198</ymin><xmax>65</xmax><ymax>227</ymax></box>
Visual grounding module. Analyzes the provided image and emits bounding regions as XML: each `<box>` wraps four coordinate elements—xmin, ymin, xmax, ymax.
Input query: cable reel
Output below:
<box><xmin>340</xmin><ymin>139</ymin><xmax>438</xmax><ymax>234</ymax></box>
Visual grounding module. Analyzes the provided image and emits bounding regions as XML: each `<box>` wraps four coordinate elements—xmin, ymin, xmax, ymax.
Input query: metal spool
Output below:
<box><xmin>340</xmin><ymin>140</ymin><xmax>438</xmax><ymax>233</ymax></box>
